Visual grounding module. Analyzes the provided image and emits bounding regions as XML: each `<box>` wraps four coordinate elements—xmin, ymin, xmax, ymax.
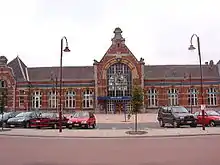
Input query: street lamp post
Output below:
<box><xmin>59</xmin><ymin>36</ymin><xmax>70</xmax><ymax>133</ymax></box>
<box><xmin>188</xmin><ymin>34</ymin><xmax>205</xmax><ymax>130</ymax></box>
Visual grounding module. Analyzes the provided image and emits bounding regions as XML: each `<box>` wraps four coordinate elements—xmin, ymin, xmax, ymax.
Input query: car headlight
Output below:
<box><xmin>179</xmin><ymin>116</ymin><xmax>184</xmax><ymax>119</ymax></box>
<box><xmin>81</xmin><ymin>121</ymin><xmax>87</xmax><ymax>124</ymax></box>
<box><xmin>67</xmin><ymin>121</ymin><xmax>72</xmax><ymax>124</ymax></box>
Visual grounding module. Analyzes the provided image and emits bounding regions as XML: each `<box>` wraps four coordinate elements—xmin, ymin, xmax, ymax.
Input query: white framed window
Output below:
<box><xmin>147</xmin><ymin>89</ymin><xmax>158</xmax><ymax>107</ymax></box>
<box><xmin>207</xmin><ymin>88</ymin><xmax>217</xmax><ymax>106</ymax></box>
<box><xmin>65</xmin><ymin>91</ymin><xmax>76</xmax><ymax>108</ymax></box>
<box><xmin>19</xmin><ymin>90</ymin><xmax>25</xmax><ymax>107</ymax></box>
<box><xmin>48</xmin><ymin>90</ymin><xmax>57</xmax><ymax>108</ymax></box>
<box><xmin>168</xmin><ymin>88</ymin><xmax>178</xmax><ymax>106</ymax></box>
<box><xmin>32</xmin><ymin>91</ymin><xmax>42</xmax><ymax>109</ymax></box>
<box><xmin>188</xmin><ymin>88</ymin><xmax>198</xmax><ymax>106</ymax></box>
<box><xmin>83</xmin><ymin>89</ymin><xmax>93</xmax><ymax>108</ymax></box>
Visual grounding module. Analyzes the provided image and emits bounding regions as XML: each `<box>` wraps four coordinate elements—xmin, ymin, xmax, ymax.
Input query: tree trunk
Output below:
<box><xmin>134</xmin><ymin>112</ymin><xmax>138</xmax><ymax>132</ymax></box>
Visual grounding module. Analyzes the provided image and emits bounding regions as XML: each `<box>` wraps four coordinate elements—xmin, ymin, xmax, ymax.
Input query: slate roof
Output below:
<box><xmin>6</xmin><ymin>57</ymin><xmax>220</xmax><ymax>82</ymax></box>
<box><xmin>27</xmin><ymin>66</ymin><xmax>94</xmax><ymax>81</ymax></box>
<box><xmin>144</xmin><ymin>64</ymin><xmax>220</xmax><ymax>80</ymax></box>
<box><xmin>7</xmin><ymin>56</ymin><xmax>28</xmax><ymax>81</ymax></box>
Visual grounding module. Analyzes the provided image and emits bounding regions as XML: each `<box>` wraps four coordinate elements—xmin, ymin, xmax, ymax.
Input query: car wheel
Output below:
<box><xmin>53</xmin><ymin>123</ymin><xmax>57</xmax><ymax>129</ymax></box>
<box><xmin>92</xmin><ymin>123</ymin><xmax>96</xmax><ymax>129</ymax></box>
<box><xmin>173</xmin><ymin>121</ymin><xmax>180</xmax><ymax>128</ymax></box>
<box><xmin>190</xmin><ymin>123</ymin><xmax>197</xmax><ymax>127</ymax></box>
<box><xmin>209</xmin><ymin>120</ymin><xmax>216</xmax><ymax>127</ymax></box>
<box><xmin>159</xmin><ymin>120</ymin><xmax>165</xmax><ymax>127</ymax></box>
<box><xmin>24</xmin><ymin>122</ymin><xmax>30</xmax><ymax>128</ymax></box>
<box><xmin>68</xmin><ymin>125</ymin><xmax>73</xmax><ymax>129</ymax></box>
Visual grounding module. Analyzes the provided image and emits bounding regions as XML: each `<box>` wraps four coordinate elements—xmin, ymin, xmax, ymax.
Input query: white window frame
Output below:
<box><xmin>65</xmin><ymin>91</ymin><xmax>76</xmax><ymax>108</ymax></box>
<box><xmin>168</xmin><ymin>88</ymin><xmax>178</xmax><ymax>106</ymax></box>
<box><xmin>207</xmin><ymin>88</ymin><xmax>217</xmax><ymax>106</ymax></box>
<box><xmin>32</xmin><ymin>91</ymin><xmax>42</xmax><ymax>109</ymax></box>
<box><xmin>48</xmin><ymin>90</ymin><xmax>57</xmax><ymax>108</ymax></box>
<box><xmin>147</xmin><ymin>89</ymin><xmax>158</xmax><ymax>107</ymax></box>
<box><xmin>83</xmin><ymin>90</ymin><xmax>93</xmax><ymax>108</ymax></box>
<box><xmin>19</xmin><ymin>90</ymin><xmax>25</xmax><ymax>107</ymax></box>
<box><xmin>188</xmin><ymin>88</ymin><xmax>198</xmax><ymax>106</ymax></box>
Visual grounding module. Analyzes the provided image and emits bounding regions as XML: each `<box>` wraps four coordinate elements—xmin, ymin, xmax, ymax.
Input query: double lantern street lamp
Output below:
<box><xmin>188</xmin><ymin>34</ymin><xmax>205</xmax><ymax>131</ymax></box>
<box><xmin>59</xmin><ymin>37</ymin><xmax>70</xmax><ymax>133</ymax></box>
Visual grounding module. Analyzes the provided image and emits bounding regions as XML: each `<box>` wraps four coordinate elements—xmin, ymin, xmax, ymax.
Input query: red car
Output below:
<box><xmin>30</xmin><ymin>112</ymin><xmax>68</xmax><ymax>129</ymax></box>
<box><xmin>67</xmin><ymin>111</ymin><xmax>96</xmax><ymax>129</ymax></box>
<box><xmin>194</xmin><ymin>110</ymin><xmax>220</xmax><ymax>127</ymax></box>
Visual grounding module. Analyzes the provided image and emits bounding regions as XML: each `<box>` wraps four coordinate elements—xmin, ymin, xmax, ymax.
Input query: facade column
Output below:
<box><xmin>93</xmin><ymin>61</ymin><xmax>98</xmax><ymax>112</ymax></box>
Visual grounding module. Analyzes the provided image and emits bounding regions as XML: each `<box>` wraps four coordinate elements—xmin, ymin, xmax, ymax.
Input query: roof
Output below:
<box><xmin>27</xmin><ymin>66</ymin><xmax>94</xmax><ymax>81</ymax></box>
<box><xmin>7</xmin><ymin>56</ymin><xmax>28</xmax><ymax>81</ymax></box>
<box><xmin>144</xmin><ymin>64</ymin><xmax>220</xmax><ymax>79</ymax></box>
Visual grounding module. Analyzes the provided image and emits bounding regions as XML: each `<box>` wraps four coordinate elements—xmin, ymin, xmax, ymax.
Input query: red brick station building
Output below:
<box><xmin>0</xmin><ymin>27</ymin><xmax>220</xmax><ymax>114</ymax></box>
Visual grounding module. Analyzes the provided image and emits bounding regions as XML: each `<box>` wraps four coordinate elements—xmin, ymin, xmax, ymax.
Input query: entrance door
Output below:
<box><xmin>115</xmin><ymin>103</ymin><xmax>123</xmax><ymax>114</ymax></box>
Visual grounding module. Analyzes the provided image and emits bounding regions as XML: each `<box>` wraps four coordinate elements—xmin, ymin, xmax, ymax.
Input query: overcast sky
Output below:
<box><xmin>0</xmin><ymin>0</ymin><xmax>220</xmax><ymax>67</ymax></box>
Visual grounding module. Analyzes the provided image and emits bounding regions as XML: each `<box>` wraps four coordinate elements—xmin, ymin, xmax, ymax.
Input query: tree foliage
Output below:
<box><xmin>131</xmin><ymin>85</ymin><xmax>144</xmax><ymax>114</ymax></box>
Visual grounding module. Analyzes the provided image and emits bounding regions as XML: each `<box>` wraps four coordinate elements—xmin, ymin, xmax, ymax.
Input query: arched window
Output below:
<box><xmin>188</xmin><ymin>88</ymin><xmax>198</xmax><ymax>106</ymax></box>
<box><xmin>147</xmin><ymin>89</ymin><xmax>158</xmax><ymax>107</ymax></box>
<box><xmin>32</xmin><ymin>91</ymin><xmax>42</xmax><ymax>109</ymax></box>
<box><xmin>107</xmin><ymin>63</ymin><xmax>132</xmax><ymax>97</ymax></box>
<box><xmin>48</xmin><ymin>90</ymin><xmax>57</xmax><ymax>108</ymax></box>
<box><xmin>168</xmin><ymin>88</ymin><xmax>178</xmax><ymax>106</ymax></box>
<box><xmin>65</xmin><ymin>91</ymin><xmax>76</xmax><ymax>108</ymax></box>
<box><xmin>83</xmin><ymin>90</ymin><xmax>93</xmax><ymax>108</ymax></box>
<box><xmin>0</xmin><ymin>80</ymin><xmax>5</xmax><ymax>88</ymax></box>
<box><xmin>207</xmin><ymin>88</ymin><xmax>217</xmax><ymax>106</ymax></box>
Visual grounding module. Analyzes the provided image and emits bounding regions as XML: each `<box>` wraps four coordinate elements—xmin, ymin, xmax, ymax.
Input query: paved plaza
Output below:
<box><xmin>1</xmin><ymin>127</ymin><xmax>220</xmax><ymax>138</ymax></box>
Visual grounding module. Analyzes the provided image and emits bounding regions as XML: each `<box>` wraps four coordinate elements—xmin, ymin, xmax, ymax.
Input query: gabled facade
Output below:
<box><xmin>1</xmin><ymin>27</ymin><xmax>220</xmax><ymax>113</ymax></box>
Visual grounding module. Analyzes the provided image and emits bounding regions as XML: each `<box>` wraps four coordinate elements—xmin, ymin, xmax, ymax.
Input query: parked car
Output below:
<box><xmin>157</xmin><ymin>106</ymin><xmax>197</xmax><ymax>128</ymax></box>
<box><xmin>7</xmin><ymin>111</ymin><xmax>40</xmax><ymax>128</ymax></box>
<box><xmin>0</xmin><ymin>111</ymin><xmax>20</xmax><ymax>127</ymax></box>
<box><xmin>194</xmin><ymin>110</ymin><xmax>220</xmax><ymax>127</ymax></box>
<box><xmin>67</xmin><ymin>111</ymin><xmax>96</xmax><ymax>129</ymax></box>
<box><xmin>29</xmin><ymin>112</ymin><xmax>68</xmax><ymax>129</ymax></box>
<box><xmin>214</xmin><ymin>110</ymin><xmax>220</xmax><ymax>115</ymax></box>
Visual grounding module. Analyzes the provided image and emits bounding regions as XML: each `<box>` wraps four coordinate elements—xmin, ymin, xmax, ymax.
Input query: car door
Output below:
<box><xmin>197</xmin><ymin>111</ymin><xmax>209</xmax><ymax>125</ymax></box>
<box><xmin>162</xmin><ymin>107</ymin><xmax>170</xmax><ymax>123</ymax></box>
<box><xmin>89</xmin><ymin>112</ymin><xmax>96</xmax><ymax>124</ymax></box>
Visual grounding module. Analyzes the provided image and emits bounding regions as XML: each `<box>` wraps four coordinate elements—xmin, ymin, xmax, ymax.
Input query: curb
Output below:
<box><xmin>0</xmin><ymin>133</ymin><xmax>220</xmax><ymax>139</ymax></box>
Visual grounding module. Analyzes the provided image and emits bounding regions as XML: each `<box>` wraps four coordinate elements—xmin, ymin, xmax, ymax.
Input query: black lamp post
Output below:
<box><xmin>188</xmin><ymin>34</ymin><xmax>205</xmax><ymax>130</ymax></box>
<box><xmin>59</xmin><ymin>36</ymin><xmax>70</xmax><ymax>133</ymax></box>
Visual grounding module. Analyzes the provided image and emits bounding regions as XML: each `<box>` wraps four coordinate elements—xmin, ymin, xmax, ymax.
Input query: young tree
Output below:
<box><xmin>130</xmin><ymin>85</ymin><xmax>144</xmax><ymax>132</ymax></box>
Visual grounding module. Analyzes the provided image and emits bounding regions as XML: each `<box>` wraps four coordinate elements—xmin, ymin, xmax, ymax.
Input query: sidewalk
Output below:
<box><xmin>0</xmin><ymin>127</ymin><xmax>220</xmax><ymax>138</ymax></box>
<box><xmin>96</xmin><ymin>113</ymin><xmax>157</xmax><ymax>123</ymax></box>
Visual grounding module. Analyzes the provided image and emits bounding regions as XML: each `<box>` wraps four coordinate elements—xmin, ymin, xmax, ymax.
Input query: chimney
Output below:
<box><xmin>205</xmin><ymin>62</ymin><xmax>208</xmax><ymax>65</ymax></box>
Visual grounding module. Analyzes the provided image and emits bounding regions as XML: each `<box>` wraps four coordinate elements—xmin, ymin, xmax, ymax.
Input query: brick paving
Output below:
<box><xmin>1</xmin><ymin>127</ymin><xmax>220</xmax><ymax>138</ymax></box>
<box><xmin>95</xmin><ymin>113</ymin><xmax>157</xmax><ymax>123</ymax></box>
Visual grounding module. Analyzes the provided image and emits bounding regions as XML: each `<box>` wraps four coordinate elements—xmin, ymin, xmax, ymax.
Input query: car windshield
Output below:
<box><xmin>40</xmin><ymin>113</ymin><xmax>56</xmax><ymax>118</ymax></box>
<box><xmin>16</xmin><ymin>112</ymin><xmax>32</xmax><ymax>117</ymax></box>
<box><xmin>206</xmin><ymin>111</ymin><xmax>220</xmax><ymax>116</ymax></box>
<box><xmin>172</xmin><ymin>107</ymin><xmax>189</xmax><ymax>113</ymax></box>
<box><xmin>73</xmin><ymin>112</ymin><xmax>89</xmax><ymax>118</ymax></box>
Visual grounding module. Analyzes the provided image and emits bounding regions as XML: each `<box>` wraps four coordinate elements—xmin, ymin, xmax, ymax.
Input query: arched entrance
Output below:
<box><xmin>105</xmin><ymin>63</ymin><xmax>132</xmax><ymax>113</ymax></box>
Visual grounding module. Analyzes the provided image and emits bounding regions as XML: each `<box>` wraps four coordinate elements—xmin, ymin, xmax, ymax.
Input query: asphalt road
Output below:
<box><xmin>97</xmin><ymin>122</ymin><xmax>160</xmax><ymax>129</ymax></box>
<box><xmin>0</xmin><ymin>135</ymin><xmax>219</xmax><ymax>165</ymax></box>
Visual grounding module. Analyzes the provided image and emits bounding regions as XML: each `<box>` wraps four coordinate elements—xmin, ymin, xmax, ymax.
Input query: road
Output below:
<box><xmin>0</xmin><ymin>135</ymin><xmax>219</xmax><ymax>165</ymax></box>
